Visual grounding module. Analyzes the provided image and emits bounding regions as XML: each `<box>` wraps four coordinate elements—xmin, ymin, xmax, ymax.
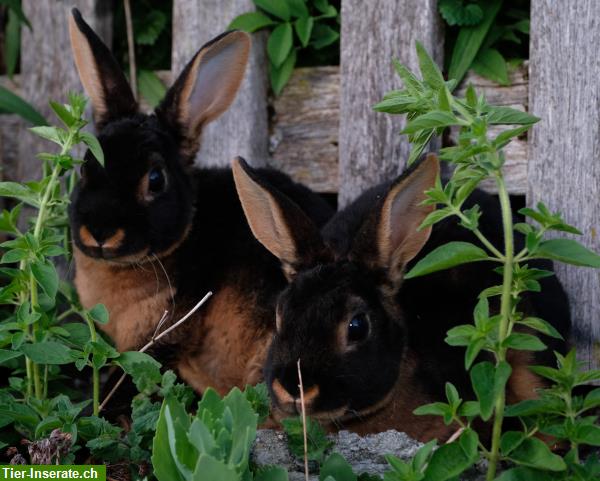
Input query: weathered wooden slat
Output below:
<box><xmin>269</xmin><ymin>66</ymin><xmax>339</xmax><ymax>193</ymax></box>
<box><xmin>171</xmin><ymin>0</ymin><xmax>269</xmax><ymax>168</ymax></box>
<box><xmin>452</xmin><ymin>63</ymin><xmax>529</xmax><ymax>194</ymax></box>
<box><xmin>267</xmin><ymin>63</ymin><xmax>529</xmax><ymax>195</ymax></box>
<box><xmin>529</xmin><ymin>1</ymin><xmax>600</xmax><ymax>369</ymax></box>
<box><xmin>15</xmin><ymin>0</ymin><xmax>112</xmax><ymax>183</ymax></box>
<box><xmin>338</xmin><ymin>0</ymin><xmax>444</xmax><ymax>206</ymax></box>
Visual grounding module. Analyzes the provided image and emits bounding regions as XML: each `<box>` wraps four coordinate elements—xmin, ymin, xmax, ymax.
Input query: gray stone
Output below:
<box><xmin>251</xmin><ymin>429</ymin><xmax>488</xmax><ymax>480</ymax></box>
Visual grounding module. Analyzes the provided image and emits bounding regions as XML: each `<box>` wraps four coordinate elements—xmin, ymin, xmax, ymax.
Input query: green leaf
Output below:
<box><xmin>134</xmin><ymin>10</ymin><xmax>167</xmax><ymax>46</ymax></box>
<box><xmin>80</xmin><ymin>131</ymin><xmax>105</xmax><ymax>167</ymax></box>
<box><xmin>0</xmin><ymin>182</ymin><xmax>39</xmax><ymax>207</ymax></box>
<box><xmin>228</xmin><ymin>11</ymin><xmax>276</xmax><ymax>32</ymax></box>
<box><xmin>288</xmin><ymin>0</ymin><xmax>309</xmax><ymax>18</ymax></box>
<box><xmin>21</xmin><ymin>341</ymin><xmax>74</xmax><ymax>365</ymax></box>
<box><xmin>503</xmin><ymin>333</ymin><xmax>547</xmax><ymax>351</ymax></box>
<box><xmin>0</xmin><ymin>348</ymin><xmax>23</xmax><ymax>364</ymax></box>
<box><xmin>30</xmin><ymin>126</ymin><xmax>63</xmax><ymax>144</ymax></box>
<box><xmin>470</xmin><ymin>361</ymin><xmax>495</xmax><ymax>420</ymax></box>
<box><xmin>31</xmin><ymin>260</ymin><xmax>58</xmax><ymax>301</ymax></box>
<box><xmin>310</xmin><ymin>24</ymin><xmax>339</xmax><ymax>49</ymax></box>
<box><xmin>0</xmin><ymin>0</ymin><xmax>31</xmax><ymax>29</ymax></box>
<box><xmin>0</xmin><ymin>86</ymin><xmax>47</xmax><ymax>125</ymax></box>
<box><xmin>519</xmin><ymin>317</ymin><xmax>563</xmax><ymax>340</ymax></box>
<box><xmin>244</xmin><ymin>383</ymin><xmax>270</xmax><ymax>424</ymax></box>
<box><xmin>294</xmin><ymin>16</ymin><xmax>314</xmax><ymax>48</ymax></box>
<box><xmin>583</xmin><ymin>388</ymin><xmax>600</xmax><ymax>411</ymax></box>
<box><xmin>49</xmin><ymin>101</ymin><xmax>76</xmax><ymax>128</ymax></box>
<box><xmin>414</xmin><ymin>402</ymin><xmax>449</xmax><ymax>417</ymax></box>
<box><xmin>574</xmin><ymin>424</ymin><xmax>600</xmax><ymax>446</ymax></box>
<box><xmin>405</xmin><ymin>241</ymin><xmax>490</xmax><ymax>279</ymax></box>
<box><xmin>270</xmin><ymin>49</ymin><xmax>297</xmax><ymax>96</ymax></box>
<box><xmin>495</xmin><ymin>467</ymin><xmax>556</xmax><ymax>481</ymax></box>
<box><xmin>471</xmin><ymin>48</ymin><xmax>509</xmax><ymax>85</ymax></box>
<box><xmin>447</xmin><ymin>0</ymin><xmax>502</xmax><ymax>86</ymax></box>
<box><xmin>493</xmin><ymin>126</ymin><xmax>531</xmax><ymax>149</ymax></box>
<box><xmin>255</xmin><ymin>0</ymin><xmax>291</xmax><ymax>21</ymax></box>
<box><xmin>419</xmin><ymin>207</ymin><xmax>454</xmax><ymax>230</ymax></box>
<box><xmin>500</xmin><ymin>431</ymin><xmax>526</xmax><ymax>456</ymax></box>
<box><xmin>138</xmin><ymin>70</ymin><xmax>167</xmax><ymax>109</ymax></box>
<box><xmin>508</xmin><ymin>437</ymin><xmax>567</xmax><ymax>471</ymax></box>
<box><xmin>401</xmin><ymin>111</ymin><xmax>458</xmax><ymax>134</ymax></box>
<box><xmin>391</xmin><ymin>59</ymin><xmax>424</xmax><ymax>97</ymax></box>
<box><xmin>152</xmin><ymin>398</ymin><xmax>188</xmax><ymax>481</ymax></box>
<box><xmin>254</xmin><ymin>466</ymin><xmax>289</xmax><ymax>481</ymax></box>
<box><xmin>192</xmin><ymin>454</ymin><xmax>237</xmax><ymax>481</ymax></box>
<box><xmin>439</xmin><ymin>0</ymin><xmax>484</xmax><ymax>26</ymax></box>
<box><xmin>320</xmin><ymin>453</ymin><xmax>357</xmax><ymax>481</ymax></box>
<box><xmin>4</xmin><ymin>9</ymin><xmax>20</xmax><ymax>78</ymax></box>
<box><xmin>535</xmin><ymin>238</ymin><xmax>600</xmax><ymax>268</ymax></box>
<box><xmin>282</xmin><ymin>416</ymin><xmax>332</xmax><ymax>463</ymax></box>
<box><xmin>423</xmin><ymin>429</ymin><xmax>478</xmax><ymax>481</ymax></box>
<box><xmin>89</xmin><ymin>304</ymin><xmax>109</xmax><ymax>325</ymax></box>
<box><xmin>485</xmin><ymin>105</ymin><xmax>540</xmax><ymax>125</ymax></box>
<box><xmin>415</xmin><ymin>41</ymin><xmax>445</xmax><ymax>90</ymax></box>
<box><xmin>268</xmin><ymin>23</ymin><xmax>293</xmax><ymax>68</ymax></box>
<box><xmin>117</xmin><ymin>351</ymin><xmax>162</xmax><ymax>392</ymax></box>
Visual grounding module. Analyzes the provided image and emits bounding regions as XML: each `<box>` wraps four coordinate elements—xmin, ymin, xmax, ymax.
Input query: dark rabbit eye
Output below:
<box><xmin>148</xmin><ymin>168</ymin><xmax>166</xmax><ymax>193</ymax></box>
<box><xmin>347</xmin><ymin>313</ymin><xmax>369</xmax><ymax>343</ymax></box>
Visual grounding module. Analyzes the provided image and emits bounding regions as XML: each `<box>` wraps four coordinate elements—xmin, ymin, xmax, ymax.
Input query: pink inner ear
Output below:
<box><xmin>186</xmin><ymin>40</ymin><xmax>248</xmax><ymax>127</ymax></box>
<box><xmin>388</xmin><ymin>180</ymin><xmax>427</xmax><ymax>250</ymax></box>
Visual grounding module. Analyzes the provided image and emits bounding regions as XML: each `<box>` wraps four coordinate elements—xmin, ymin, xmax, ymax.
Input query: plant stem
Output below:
<box><xmin>455</xmin><ymin>209</ymin><xmax>504</xmax><ymax>259</ymax></box>
<box><xmin>84</xmin><ymin>312</ymin><xmax>100</xmax><ymax>416</ymax></box>
<box><xmin>486</xmin><ymin>173</ymin><xmax>515</xmax><ymax>481</ymax></box>
<box><xmin>25</xmin><ymin>130</ymin><xmax>75</xmax><ymax>401</ymax></box>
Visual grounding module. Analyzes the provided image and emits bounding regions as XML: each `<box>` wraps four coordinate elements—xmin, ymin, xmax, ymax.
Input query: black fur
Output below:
<box><xmin>68</xmin><ymin>11</ymin><xmax>334</xmax><ymax>401</ymax></box>
<box><xmin>261</xmin><ymin>160</ymin><xmax>571</xmax><ymax>431</ymax></box>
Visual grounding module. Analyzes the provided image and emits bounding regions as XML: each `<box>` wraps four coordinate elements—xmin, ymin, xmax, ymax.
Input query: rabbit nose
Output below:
<box><xmin>295</xmin><ymin>385</ymin><xmax>320</xmax><ymax>411</ymax></box>
<box><xmin>271</xmin><ymin>378</ymin><xmax>320</xmax><ymax>413</ymax></box>
<box><xmin>79</xmin><ymin>225</ymin><xmax>125</xmax><ymax>249</ymax></box>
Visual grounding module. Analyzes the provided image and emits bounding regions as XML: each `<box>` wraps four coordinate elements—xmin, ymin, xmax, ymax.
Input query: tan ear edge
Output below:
<box><xmin>231</xmin><ymin>157</ymin><xmax>299</xmax><ymax>265</ymax></box>
<box><xmin>68</xmin><ymin>14</ymin><xmax>107</xmax><ymax>119</ymax></box>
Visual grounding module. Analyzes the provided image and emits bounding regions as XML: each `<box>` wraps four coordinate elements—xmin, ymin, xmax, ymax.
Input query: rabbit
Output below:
<box><xmin>67</xmin><ymin>9</ymin><xmax>333</xmax><ymax>396</ymax></box>
<box><xmin>232</xmin><ymin>153</ymin><xmax>571</xmax><ymax>441</ymax></box>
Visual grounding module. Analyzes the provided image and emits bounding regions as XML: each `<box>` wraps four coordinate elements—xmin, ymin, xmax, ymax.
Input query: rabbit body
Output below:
<box><xmin>233</xmin><ymin>155</ymin><xmax>571</xmax><ymax>440</ymax></box>
<box><xmin>68</xmin><ymin>10</ymin><xmax>332</xmax><ymax>395</ymax></box>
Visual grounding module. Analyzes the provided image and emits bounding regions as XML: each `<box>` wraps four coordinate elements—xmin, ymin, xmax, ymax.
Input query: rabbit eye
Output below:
<box><xmin>148</xmin><ymin>168</ymin><xmax>166</xmax><ymax>193</ymax></box>
<box><xmin>347</xmin><ymin>313</ymin><xmax>369</xmax><ymax>343</ymax></box>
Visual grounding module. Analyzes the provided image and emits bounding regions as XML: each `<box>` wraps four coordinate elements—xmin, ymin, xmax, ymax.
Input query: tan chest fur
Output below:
<box><xmin>176</xmin><ymin>286</ymin><xmax>272</xmax><ymax>396</ymax></box>
<box><xmin>73</xmin><ymin>248</ymin><xmax>175</xmax><ymax>351</ymax></box>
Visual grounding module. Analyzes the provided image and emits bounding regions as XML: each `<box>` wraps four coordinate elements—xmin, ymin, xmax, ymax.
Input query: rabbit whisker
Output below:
<box><xmin>152</xmin><ymin>253</ymin><xmax>176</xmax><ymax>314</ymax></box>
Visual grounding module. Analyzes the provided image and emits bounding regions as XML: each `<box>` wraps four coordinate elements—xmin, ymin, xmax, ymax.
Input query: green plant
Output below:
<box><xmin>229</xmin><ymin>0</ymin><xmax>340</xmax><ymax>95</ymax></box>
<box><xmin>0</xmin><ymin>1</ymin><xmax>47</xmax><ymax>125</ymax></box>
<box><xmin>375</xmin><ymin>43</ymin><xmax>600</xmax><ymax>480</ymax></box>
<box><xmin>440</xmin><ymin>0</ymin><xmax>530</xmax><ymax>86</ymax></box>
<box><xmin>113</xmin><ymin>0</ymin><xmax>170</xmax><ymax>108</ymax></box>
<box><xmin>282</xmin><ymin>415</ymin><xmax>333</xmax><ymax>464</ymax></box>
<box><xmin>0</xmin><ymin>94</ymin><xmax>175</xmax><ymax>475</ymax></box>
<box><xmin>152</xmin><ymin>384</ymin><xmax>286</xmax><ymax>481</ymax></box>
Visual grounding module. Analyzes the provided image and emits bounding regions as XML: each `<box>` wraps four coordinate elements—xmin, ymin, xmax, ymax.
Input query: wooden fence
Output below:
<box><xmin>0</xmin><ymin>0</ymin><xmax>598</xmax><ymax>368</ymax></box>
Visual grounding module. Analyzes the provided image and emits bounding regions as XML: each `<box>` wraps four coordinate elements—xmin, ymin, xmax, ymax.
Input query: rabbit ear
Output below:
<box><xmin>69</xmin><ymin>8</ymin><xmax>137</xmax><ymax>128</ymax></box>
<box><xmin>353</xmin><ymin>154</ymin><xmax>440</xmax><ymax>284</ymax></box>
<box><xmin>157</xmin><ymin>31</ymin><xmax>251</xmax><ymax>162</ymax></box>
<box><xmin>232</xmin><ymin>157</ymin><xmax>326</xmax><ymax>279</ymax></box>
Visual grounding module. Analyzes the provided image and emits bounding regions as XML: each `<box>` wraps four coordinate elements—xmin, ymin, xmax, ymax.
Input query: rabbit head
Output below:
<box><xmin>232</xmin><ymin>155</ymin><xmax>439</xmax><ymax>424</ymax></box>
<box><xmin>68</xmin><ymin>9</ymin><xmax>250</xmax><ymax>262</ymax></box>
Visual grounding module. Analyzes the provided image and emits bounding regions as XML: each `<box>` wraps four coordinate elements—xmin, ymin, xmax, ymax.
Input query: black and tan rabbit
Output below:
<box><xmin>67</xmin><ymin>9</ymin><xmax>333</xmax><ymax>395</ymax></box>
<box><xmin>232</xmin><ymin>154</ymin><xmax>571</xmax><ymax>441</ymax></box>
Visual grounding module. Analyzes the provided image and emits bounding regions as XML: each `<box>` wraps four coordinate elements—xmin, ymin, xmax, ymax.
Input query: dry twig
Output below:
<box><xmin>297</xmin><ymin>359</ymin><xmax>309</xmax><ymax>481</ymax></box>
<box><xmin>123</xmin><ymin>0</ymin><xmax>137</xmax><ymax>100</ymax></box>
<box><xmin>99</xmin><ymin>291</ymin><xmax>213</xmax><ymax>411</ymax></box>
